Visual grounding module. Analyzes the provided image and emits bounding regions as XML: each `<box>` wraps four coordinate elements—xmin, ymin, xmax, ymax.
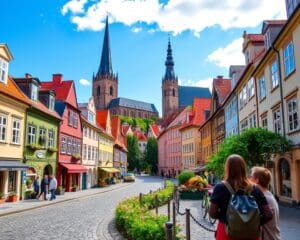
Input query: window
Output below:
<box><xmin>270</xmin><ymin>60</ymin><xmax>279</xmax><ymax>89</ymax></box>
<box><xmin>31</xmin><ymin>84</ymin><xmax>38</xmax><ymax>101</ymax></box>
<box><xmin>28</xmin><ymin>125</ymin><xmax>36</xmax><ymax>144</ymax></box>
<box><xmin>172</xmin><ymin>88</ymin><xmax>175</xmax><ymax>97</ymax></box>
<box><xmin>49</xmin><ymin>95</ymin><xmax>55</xmax><ymax>110</ymax></box>
<box><xmin>283</xmin><ymin>42</ymin><xmax>295</xmax><ymax>76</ymax></box>
<box><xmin>261</xmin><ymin>116</ymin><xmax>268</xmax><ymax>129</ymax></box>
<box><xmin>73</xmin><ymin>113</ymin><xmax>78</xmax><ymax>128</ymax></box>
<box><xmin>247</xmin><ymin>78</ymin><xmax>254</xmax><ymax>98</ymax></box>
<box><xmin>273</xmin><ymin>108</ymin><xmax>282</xmax><ymax>134</ymax></box>
<box><xmin>0</xmin><ymin>58</ymin><xmax>8</xmax><ymax>83</ymax></box>
<box><xmin>0</xmin><ymin>114</ymin><xmax>7</xmax><ymax>142</ymax></box>
<box><xmin>286</xmin><ymin>0</ymin><xmax>297</xmax><ymax>17</ymax></box>
<box><xmin>12</xmin><ymin>118</ymin><xmax>21</xmax><ymax>144</ymax></box>
<box><xmin>61</xmin><ymin>137</ymin><xmax>66</xmax><ymax>153</ymax></box>
<box><xmin>83</xmin><ymin>144</ymin><xmax>87</xmax><ymax>160</ymax></box>
<box><xmin>259</xmin><ymin>75</ymin><xmax>266</xmax><ymax>100</ymax></box>
<box><xmin>88</xmin><ymin>111</ymin><xmax>95</xmax><ymax>123</ymax></box>
<box><xmin>110</xmin><ymin>86</ymin><xmax>113</xmax><ymax>96</ymax></box>
<box><xmin>287</xmin><ymin>98</ymin><xmax>298</xmax><ymax>132</ymax></box>
<box><xmin>8</xmin><ymin>171</ymin><xmax>16</xmax><ymax>192</ymax></box>
<box><xmin>240</xmin><ymin>118</ymin><xmax>248</xmax><ymax>132</ymax></box>
<box><xmin>249</xmin><ymin>113</ymin><xmax>256</xmax><ymax>128</ymax></box>
<box><xmin>245</xmin><ymin>50</ymin><xmax>250</xmax><ymax>64</ymax></box>
<box><xmin>48</xmin><ymin>130</ymin><xmax>54</xmax><ymax>148</ymax></box>
<box><xmin>88</xmin><ymin>146</ymin><xmax>91</xmax><ymax>160</ymax></box>
<box><xmin>67</xmin><ymin>138</ymin><xmax>72</xmax><ymax>155</ymax></box>
<box><xmin>97</xmin><ymin>86</ymin><xmax>100</xmax><ymax>96</ymax></box>
<box><xmin>39</xmin><ymin>128</ymin><xmax>46</xmax><ymax>147</ymax></box>
<box><xmin>68</xmin><ymin>110</ymin><xmax>72</xmax><ymax>126</ymax></box>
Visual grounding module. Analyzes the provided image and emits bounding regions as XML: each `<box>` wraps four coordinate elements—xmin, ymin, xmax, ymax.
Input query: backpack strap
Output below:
<box><xmin>223</xmin><ymin>181</ymin><xmax>235</xmax><ymax>195</ymax></box>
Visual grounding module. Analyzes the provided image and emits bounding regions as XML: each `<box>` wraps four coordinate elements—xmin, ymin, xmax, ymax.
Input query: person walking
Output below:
<box><xmin>33</xmin><ymin>176</ymin><xmax>40</xmax><ymax>198</ymax></box>
<box><xmin>208</xmin><ymin>154</ymin><xmax>273</xmax><ymax>240</ymax></box>
<box><xmin>37</xmin><ymin>175</ymin><xmax>48</xmax><ymax>200</ymax></box>
<box><xmin>49</xmin><ymin>174</ymin><xmax>57</xmax><ymax>201</ymax></box>
<box><xmin>251</xmin><ymin>167</ymin><xmax>280</xmax><ymax>240</ymax></box>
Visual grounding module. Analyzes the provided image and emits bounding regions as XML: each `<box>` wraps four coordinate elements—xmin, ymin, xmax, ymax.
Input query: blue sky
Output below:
<box><xmin>1</xmin><ymin>0</ymin><xmax>286</xmax><ymax>116</ymax></box>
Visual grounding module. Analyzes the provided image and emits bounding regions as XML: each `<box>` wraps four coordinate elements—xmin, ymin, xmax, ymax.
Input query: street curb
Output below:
<box><xmin>0</xmin><ymin>183</ymin><xmax>134</xmax><ymax>218</ymax></box>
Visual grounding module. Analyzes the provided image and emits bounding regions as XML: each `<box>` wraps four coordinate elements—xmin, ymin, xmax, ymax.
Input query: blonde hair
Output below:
<box><xmin>251</xmin><ymin>166</ymin><xmax>271</xmax><ymax>188</ymax></box>
<box><xmin>224</xmin><ymin>154</ymin><xmax>252</xmax><ymax>192</ymax></box>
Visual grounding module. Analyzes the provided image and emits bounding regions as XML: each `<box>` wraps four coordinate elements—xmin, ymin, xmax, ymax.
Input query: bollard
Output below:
<box><xmin>139</xmin><ymin>193</ymin><xmax>142</xmax><ymax>206</ymax></box>
<box><xmin>167</xmin><ymin>199</ymin><xmax>171</xmax><ymax>221</ymax></box>
<box><xmin>186</xmin><ymin>208</ymin><xmax>191</xmax><ymax>240</ymax></box>
<box><xmin>172</xmin><ymin>201</ymin><xmax>176</xmax><ymax>240</ymax></box>
<box><xmin>165</xmin><ymin>221</ymin><xmax>173</xmax><ymax>240</ymax></box>
<box><xmin>155</xmin><ymin>194</ymin><xmax>158</xmax><ymax>216</ymax></box>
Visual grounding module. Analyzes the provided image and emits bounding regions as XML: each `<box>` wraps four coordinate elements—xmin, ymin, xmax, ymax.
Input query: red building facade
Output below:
<box><xmin>41</xmin><ymin>74</ymin><xmax>86</xmax><ymax>191</ymax></box>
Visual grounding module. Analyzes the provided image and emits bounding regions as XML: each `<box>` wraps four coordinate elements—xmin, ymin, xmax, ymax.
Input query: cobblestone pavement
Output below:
<box><xmin>0</xmin><ymin>176</ymin><xmax>165</xmax><ymax>240</ymax></box>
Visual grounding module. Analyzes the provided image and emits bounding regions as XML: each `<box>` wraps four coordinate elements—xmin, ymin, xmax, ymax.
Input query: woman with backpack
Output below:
<box><xmin>208</xmin><ymin>154</ymin><xmax>273</xmax><ymax>240</ymax></box>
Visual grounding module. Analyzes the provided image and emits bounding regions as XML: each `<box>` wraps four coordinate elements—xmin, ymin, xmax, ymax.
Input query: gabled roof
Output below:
<box><xmin>109</xmin><ymin>97</ymin><xmax>158</xmax><ymax>113</ymax></box>
<box><xmin>149</xmin><ymin>124</ymin><xmax>160</xmax><ymax>138</ymax></box>
<box><xmin>121</xmin><ymin>124</ymin><xmax>131</xmax><ymax>136</ymax></box>
<box><xmin>262</xmin><ymin>20</ymin><xmax>287</xmax><ymax>34</ymax></box>
<box><xmin>213</xmin><ymin>77</ymin><xmax>231</xmax><ymax>104</ymax></box>
<box><xmin>96</xmin><ymin>110</ymin><xmax>109</xmax><ymax>130</ymax></box>
<box><xmin>81</xmin><ymin>114</ymin><xmax>102</xmax><ymax>132</ymax></box>
<box><xmin>192</xmin><ymin>98</ymin><xmax>211</xmax><ymax>125</ymax></box>
<box><xmin>30</xmin><ymin>98</ymin><xmax>61</xmax><ymax>120</ymax></box>
<box><xmin>40</xmin><ymin>81</ymin><xmax>72</xmax><ymax>102</ymax></box>
<box><xmin>178</xmin><ymin>86</ymin><xmax>211</xmax><ymax>107</ymax></box>
<box><xmin>111</xmin><ymin>116</ymin><xmax>127</xmax><ymax>151</ymax></box>
<box><xmin>0</xmin><ymin>44</ymin><xmax>13</xmax><ymax>61</ymax></box>
<box><xmin>0</xmin><ymin>76</ymin><xmax>30</xmax><ymax>106</ymax></box>
<box><xmin>133</xmin><ymin>129</ymin><xmax>147</xmax><ymax>142</ymax></box>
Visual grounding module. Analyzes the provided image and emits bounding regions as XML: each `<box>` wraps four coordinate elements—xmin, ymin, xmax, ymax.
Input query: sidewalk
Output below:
<box><xmin>0</xmin><ymin>182</ymin><xmax>131</xmax><ymax>217</ymax></box>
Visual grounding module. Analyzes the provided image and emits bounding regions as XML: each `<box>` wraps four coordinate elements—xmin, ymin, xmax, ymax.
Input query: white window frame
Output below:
<box><xmin>12</xmin><ymin>118</ymin><xmax>21</xmax><ymax>144</ymax></box>
<box><xmin>249</xmin><ymin>113</ymin><xmax>256</xmax><ymax>128</ymax></box>
<box><xmin>0</xmin><ymin>58</ymin><xmax>8</xmax><ymax>84</ymax></box>
<box><xmin>39</xmin><ymin>128</ymin><xmax>46</xmax><ymax>147</ymax></box>
<box><xmin>261</xmin><ymin>115</ymin><xmax>268</xmax><ymax>129</ymax></box>
<box><xmin>270</xmin><ymin>60</ymin><xmax>279</xmax><ymax>89</ymax></box>
<box><xmin>61</xmin><ymin>137</ymin><xmax>66</xmax><ymax>154</ymax></box>
<box><xmin>31</xmin><ymin>83</ymin><xmax>38</xmax><ymax>101</ymax></box>
<box><xmin>28</xmin><ymin>125</ymin><xmax>36</xmax><ymax>145</ymax></box>
<box><xmin>48</xmin><ymin>130</ymin><xmax>54</xmax><ymax>148</ymax></box>
<box><xmin>273</xmin><ymin>108</ymin><xmax>282</xmax><ymax>134</ymax></box>
<box><xmin>283</xmin><ymin>41</ymin><xmax>295</xmax><ymax>76</ymax></box>
<box><xmin>287</xmin><ymin>98</ymin><xmax>298</xmax><ymax>132</ymax></box>
<box><xmin>49</xmin><ymin>95</ymin><xmax>55</xmax><ymax>110</ymax></box>
<box><xmin>247</xmin><ymin>78</ymin><xmax>255</xmax><ymax>98</ymax></box>
<box><xmin>0</xmin><ymin>114</ymin><xmax>8</xmax><ymax>142</ymax></box>
<box><xmin>67</xmin><ymin>138</ymin><xmax>72</xmax><ymax>155</ymax></box>
<box><xmin>259</xmin><ymin>75</ymin><xmax>266</xmax><ymax>100</ymax></box>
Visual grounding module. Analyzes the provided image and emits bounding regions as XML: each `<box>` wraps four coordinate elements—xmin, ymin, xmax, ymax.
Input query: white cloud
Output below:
<box><xmin>207</xmin><ymin>38</ymin><xmax>245</xmax><ymax>68</ymax></box>
<box><xmin>79</xmin><ymin>78</ymin><xmax>90</xmax><ymax>86</ymax></box>
<box><xmin>61</xmin><ymin>0</ymin><xmax>286</xmax><ymax>35</ymax></box>
<box><xmin>179</xmin><ymin>78</ymin><xmax>213</xmax><ymax>92</ymax></box>
<box><xmin>61</xmin><ymin>0</ymin><xmax>88</xmax><ymax>16</ymax></box>
<box><xmin>132</xmin><ymin>27</ymin><xmax>142</xmax><ymax>33</ymax></box>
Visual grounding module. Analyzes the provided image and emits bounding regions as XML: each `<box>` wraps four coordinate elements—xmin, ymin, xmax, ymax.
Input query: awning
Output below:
<box><xmin>190</xmin><ymin>165</ymin><xmax>206</xmax><ymax>173</ymax></box>
<box><xmin>99</xmin><ymin>167</ymin><xmax>120</xmax><ymax>173</ymax></box>
<box><xmin>0</xmin><ymin>160</ymin><xmax>29</xmax><ymax>171</ymax></box>
<box><xmin>60</xmin><ymin>163</ymin><xmax>87</xmax><ymax>173</ymax></box>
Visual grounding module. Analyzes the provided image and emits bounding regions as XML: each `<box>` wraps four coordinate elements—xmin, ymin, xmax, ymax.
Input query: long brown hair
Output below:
<box><xmin>224</xmin><ymin>154</ymin><xmax>252</xmax><ymax>191</ymax></box>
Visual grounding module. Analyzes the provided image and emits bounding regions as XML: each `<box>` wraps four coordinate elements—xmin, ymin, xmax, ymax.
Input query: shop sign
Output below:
<box><xmin>36</xmin><ymin>150</ymin><xmax>46</xmax><ymax>159</ymax></box>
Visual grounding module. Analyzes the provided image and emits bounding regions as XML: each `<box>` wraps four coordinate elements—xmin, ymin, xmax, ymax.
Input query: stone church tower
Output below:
<box><xmin>162</xmin><ymin>39</ymin><xmax>178</xmax><ymax>119</ymax></box>
<box><xmin>93</xmin><ymin>16</ymin><xmax>118</xmax><ymax>110</ymax></box>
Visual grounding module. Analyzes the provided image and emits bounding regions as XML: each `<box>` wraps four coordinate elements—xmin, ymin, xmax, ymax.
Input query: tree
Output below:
<box><xmin>143</xmin><ymin>137</ymin><xmax>158</xmax><ymax>174</ymax></box>
<box><xmin>207</xmin><ymin>128</ymin><xmax>292</xmax><ymax>177</ymax></box>
<box><xmin>126</xmin><ymin>135</ymin><xmax>142</xmax><ymax>171</ymax></box>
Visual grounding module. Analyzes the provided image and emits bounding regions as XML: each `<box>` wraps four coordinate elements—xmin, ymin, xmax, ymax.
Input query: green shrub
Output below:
<box><xmin>115</xmin><ymin>181</ymin><xmax>175</xmax><ymax>240</ymax></box>
<box><xmin>177</xmin><ymin>171</ymin><xmax>195</xmax><ymax>185</ymax></box>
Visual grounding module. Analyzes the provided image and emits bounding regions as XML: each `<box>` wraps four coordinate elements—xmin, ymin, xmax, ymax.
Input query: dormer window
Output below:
<box><xmin>0</xmin><ymin>58</ymin><xmax>8</xmax><ymax>84</ymax></box>
<box><xmin>88</xmin><ymin>111</ymin><xmax>95</xmax><ymax>124</ymax></box>
<box><xmin>245</xmin><ymin>50</ymin><xmax>250</xmax><ymax>64</ymax></box>
<box><xmin>264</xmin><ymin>30</ymin><xmax>271</xmax><ymax>50</ymax></box>
<box><xmin>49</xmin><ymin>95</ymin><xmax>55</xmax><ymax>110</ymax></box>
<box><xmin>31</xmin><ymin>83</ymin><xmax>38</xmax><ymax>101</ymax></box>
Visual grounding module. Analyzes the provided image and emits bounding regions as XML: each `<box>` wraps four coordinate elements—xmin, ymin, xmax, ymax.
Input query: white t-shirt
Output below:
<box><xmin>262</xmin><ymin>190</ymin><xmax>280</xmax><ymax>240</ymax></box>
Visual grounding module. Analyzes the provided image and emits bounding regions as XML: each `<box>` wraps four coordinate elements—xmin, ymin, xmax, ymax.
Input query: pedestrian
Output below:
<box><xmin>49</xmin><ymin>174</ymin><xmax>57</xmax><ymax>201</ymax></box>
<box><xmin>33</xmin><ymin>176</ymin><xmax>40</xmax><ymax>198</ymax></box>
<box><xmin>251</xmin><ymin>167</ymin><xmax>280</xmax><ymax>240</ymax></box>
<box><xmin>208</xmin><ymin>154</ymin><xmax>273</xmax><ymax>240</ymax></box>
<box><xmin>37</xmin><ymin>175</ymin><xmax>48</xmax><ymax>200</ymax></box>
<box><xmin>208</xmin><ymin>171</ymin><xmax>215</xmax><ymax>186</ymax></box>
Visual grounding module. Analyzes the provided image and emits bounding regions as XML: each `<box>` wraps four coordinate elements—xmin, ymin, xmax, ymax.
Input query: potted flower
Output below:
<box><xmin>8</xmin><ymin>191</ymin><xmax>18</xmax><ymax>202</ymax></box>
<box><xmin>26</xmin><ymin>179</ymin><xmax>33</xmax><ymax>189</ymax></box>
<box><xmin>178</xmin><ymin>175</ymin><xmax>208</xmax><ymax>200</ymax></box>
<box><xmin>72</xmin><ymin>153</ymin><xmax>81</xmax><ymax>160</ymax></box>
<box><xmin>71</xmin><ymin>185</ymin><xmax>78</xmax><ymax>192</ymax></box>
<box><xmin>24</xmin><ymin>190</ymin><xmax>35</xmax><ymax>200</ymax></box>
<box><xmin>56</xmin><ymin>186</ymin><xmax>65</xmax><ymax>195</ymax></box>
<box><xmin>47</xmin><ymin>147</ymin><xmax>57</xmax><ymax>153</ymax></box>
<box><xmin>26</xmin><ymin>144</ymin><xmax>41</xmax><ymax>150</ymax></box>
<box><xmin>0</xmin><ymin>192</ymin><xmax>5</xmax><ymax>204</ymax></box>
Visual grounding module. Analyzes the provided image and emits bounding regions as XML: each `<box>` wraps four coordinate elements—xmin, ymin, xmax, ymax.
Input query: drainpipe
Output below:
<box><xmin>272</xmin><ymin>46</ymin><xmax>286</xmax><ymax>137</ymax></box>
<box><xmin>254</xmin><ymin>76</ymin><xmax>260</xmax><ymax>128</ymax></box>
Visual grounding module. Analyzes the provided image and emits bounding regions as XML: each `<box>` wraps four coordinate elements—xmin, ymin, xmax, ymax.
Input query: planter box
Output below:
<box><xmin>179</xmin><ymin>190</ymin><xmax>204</xmax><ymax>200</ymax></box>
<box><xmin>8</xmin><ymin>195</ymin><xmax>18</xmax><ymax>202</ymax></box>
<box><xmin>56</xmin><ymin>190</ymin><xmax>65</xmax><ymax>195</ymax></box>
<box><xmin>0</xmin><ymin>198</ymin><xmax>5</xmax><ymax>204</ymax></box>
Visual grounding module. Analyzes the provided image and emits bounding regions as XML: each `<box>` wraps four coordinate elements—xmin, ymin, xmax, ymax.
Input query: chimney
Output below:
<box><xmin>25</xmin><ymin>73</ymin><xmax>32</xmax><ymax>78</ymax></box>
<box><xmin>217</xmin><ymin>75</ymin><xmax>223</xmax><ymax>79</ymax></box>
<box><xmin>53</xmin><ymin>74</ymin><xmax>63</xmax><ymax>85</ymax></box>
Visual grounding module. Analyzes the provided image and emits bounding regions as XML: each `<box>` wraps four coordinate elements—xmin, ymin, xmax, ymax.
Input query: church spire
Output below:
<box><xmin>163</xmin><ymin>37</ymin><xmax>176</xmax><ymax>81</ymax></box>
<box><xmin>98</xmin><ymin>16</ymin><xmax>113</xmax><ymax>76</ymax></box>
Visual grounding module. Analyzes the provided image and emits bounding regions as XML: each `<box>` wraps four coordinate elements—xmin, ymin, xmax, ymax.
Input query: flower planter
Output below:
<box><xmin>56</xmin><ymin>189</ymin><xmax>65</xmax><ymax>195</ymax></box>
<box><xmin>0</xmin><ymin>198</ymin><xmax>5</xmax><ymax>204</ymax></box>
<box><xmin>8</xmin><ymin>195</ymin><xmax>18</xmax><ymax>202</ymax></box>
<box><xmin>179</xmin><ymin>190</ymin><xmax>204</xmax><ymax>200</ymax></box>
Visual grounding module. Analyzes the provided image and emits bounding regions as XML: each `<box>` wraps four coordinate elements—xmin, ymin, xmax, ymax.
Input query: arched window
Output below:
<box><xmin>110</xmin><ymin>86</ymin><xmax>113</xmax><ymax>96</ymax></box>
<box><xmin>280</xmin><ymin>159</ymin><xmax>292</xmax><ymax>197</ymax></box>
<box><xmin>97</xmin><ymin>86</ymin><xmax>100</xmax><ymax>96</ymax></box>
<box><xmin>123</xmin><ymin>109</ymin><xmax>127</xmax><ymax>116</ymax></box>
<box><xmin>172</xmin><ymin>88</ymin><xmax>175</xmax><ymax>97</ymax></box>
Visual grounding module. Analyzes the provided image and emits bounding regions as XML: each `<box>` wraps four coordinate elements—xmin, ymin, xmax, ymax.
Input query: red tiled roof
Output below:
<box><xmin>192</xmin><ymin>98</ymin><xmax>211</xmax><ymax>125</ymax></box>
<box><xmin>40</xmin><ymin>81</ymin><xmax>73</xmax><ymax>102</ymax></box>
<box><xmin>149</xmin><ymin>124</ymin><xmax>160</xmax><ymax>138</ymax></box>
<box><xmin>30</xmin><ymin>99</ymin><xmax>61</xmax><ymax>120</ymax></box>
<box><xmin>121</xmin><ymin>124</ymin><xmax>131</xmax><ymax>136</ymax></box>
<box><xmin>133</xmin><ymin>129</ymin><xmax>147</xmax><ymax>141</ymax></box>
<box><xmin>0</xmin><ymin>76</ymin><xmax>31</xmax><ymax>106</ymax></box>
<box><xmin>213</xmin><ymin>77</ymin><xmax>231</xmax><ymax>104</ymax></box>
<box><xmin>111</xmin><ymin>116</ymin><xmax>127</xmax><ymax>151</ymax></box>
<box><xmin>96</xmin><ymin>110</ymin><xmax>109</xmax><ymax>130</ymax></box>
<box><xmin>247</xmin><ymin>34</ymin><xmax>264</xmax><ymax>42</ymax></box>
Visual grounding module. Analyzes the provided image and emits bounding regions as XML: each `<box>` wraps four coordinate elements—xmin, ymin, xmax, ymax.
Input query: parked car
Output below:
<box><xmin>124</xmin><ymin>173</ymin><xmax>135</xmax><ymax>182</ymax></box>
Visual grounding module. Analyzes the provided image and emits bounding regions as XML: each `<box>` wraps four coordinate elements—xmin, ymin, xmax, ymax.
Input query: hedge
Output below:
<box><xmin>115</xmin><ymin>181</ymin><xmax>175</xmax><ymax>240</ymax></box>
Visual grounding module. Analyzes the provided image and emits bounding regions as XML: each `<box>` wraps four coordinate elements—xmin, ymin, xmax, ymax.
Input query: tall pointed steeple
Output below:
<box><xmin>98</xmin><ymin>16</ymin><xmax>113</xmax><ymax>76</ymax></box>
<box><xmin>164</xmin><ymin>38</ymin><xmax>177</xmax><ymax>81</ymax></box>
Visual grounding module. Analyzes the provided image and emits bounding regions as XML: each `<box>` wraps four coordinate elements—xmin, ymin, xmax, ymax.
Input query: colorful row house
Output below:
<box><xmin>41</xmin><ymin>74</ymin><xmax>86</xmax><ymax>192</ymax></box>
<box><xmin>0</xmin><ymin>44</ymin><xmax>30</xmax><ymax>201</ymax></box>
